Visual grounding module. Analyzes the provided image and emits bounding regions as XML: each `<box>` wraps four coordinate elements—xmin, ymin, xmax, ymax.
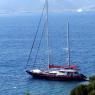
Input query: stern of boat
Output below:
<box><xmin>80</xmin><ymin>74</ymin><xmax>87</xmax><ymax>81</ymax></box>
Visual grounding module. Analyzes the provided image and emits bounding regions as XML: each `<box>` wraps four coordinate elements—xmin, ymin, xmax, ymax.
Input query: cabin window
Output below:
<box><xmin>59</xmin><ymin>71</ymin><xmax>65</xmax><ymax>73</ymax></box>
<box><xmin>67</xmin><ymin>72</ymin><xmax>73</xmax><ymax>76</ymax></box>
<box><xmin>74</xmin><ymin>72</ymin><xmax>79</xmax><ymax>74</ymax></box>
<box><xmin>73</xmin><ymin>72</ymin><xmax>79</xmax><ymax>76</ymax></box>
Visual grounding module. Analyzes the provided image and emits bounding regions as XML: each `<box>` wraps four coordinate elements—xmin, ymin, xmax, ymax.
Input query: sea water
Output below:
<box><xmin>0</xmin><ymin>12</ymin><xmax>95</xmax><ymax>95</ymax></box>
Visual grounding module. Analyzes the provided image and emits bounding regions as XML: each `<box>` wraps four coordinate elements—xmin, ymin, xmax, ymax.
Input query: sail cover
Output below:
<box><xmin>49</xmin><ymin>64</ymin><xmax>78</xmax><ymax>69</ymax></box>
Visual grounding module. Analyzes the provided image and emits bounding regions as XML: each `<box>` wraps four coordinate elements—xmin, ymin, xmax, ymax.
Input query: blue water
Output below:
<box><xmin>0</xmin><ymin>12</ymin><xmax>95</xmax><ymax>95</ymax></box>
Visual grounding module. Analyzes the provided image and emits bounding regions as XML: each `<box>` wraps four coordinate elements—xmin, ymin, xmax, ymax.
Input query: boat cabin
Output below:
<box><xmin>48</xmin><ymin>69</ymin><xmax>80</xmax><ymax>76</ymax></box>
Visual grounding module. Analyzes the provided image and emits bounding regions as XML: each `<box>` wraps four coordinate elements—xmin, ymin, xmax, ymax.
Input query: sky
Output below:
<box><xmin>0</xmin><ymin>0</ymin><xmax>95</xmax><ymax>15</ymax></box>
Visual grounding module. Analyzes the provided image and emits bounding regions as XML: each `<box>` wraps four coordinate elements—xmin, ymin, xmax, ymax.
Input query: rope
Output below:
<box><xmin>32</xmin><ymin>20</ymin><xmax>46</xmax><ymax>68</ymax></box>
<box><xmin>25</xmin><ymin>3</ymin><xmax>46</xmax><ymax>69</ymax></box>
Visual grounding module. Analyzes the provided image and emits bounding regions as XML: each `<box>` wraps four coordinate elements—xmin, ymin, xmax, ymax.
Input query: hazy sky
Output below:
<box><xmin>0</xmin><ymin>0</ymin><xmax>95</xmax><ymax>14</ymax></box>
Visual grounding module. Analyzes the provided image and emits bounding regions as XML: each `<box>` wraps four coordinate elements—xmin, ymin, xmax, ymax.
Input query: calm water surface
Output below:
<box><xmin>0</xmin><ymin>12</ymin><xmax>95</xmax><ymax>95</ymax></box>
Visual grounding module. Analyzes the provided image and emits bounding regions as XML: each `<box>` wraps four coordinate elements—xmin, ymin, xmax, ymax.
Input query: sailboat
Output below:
<box><xmin>26</xmin><ymin>0</ymin><xmax>87</xmax><ymax>81</ymax></box>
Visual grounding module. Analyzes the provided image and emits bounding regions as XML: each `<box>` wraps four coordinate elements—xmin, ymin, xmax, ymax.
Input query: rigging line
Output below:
<box><xmin>32</xmin><ymin>21</ymin><xmax>46</xmax><ymax>68</ymax></box>
<box><xmin>25</xmin><ymin>3</ymin><xmax>46</xmax><ymax>69</ymax></box>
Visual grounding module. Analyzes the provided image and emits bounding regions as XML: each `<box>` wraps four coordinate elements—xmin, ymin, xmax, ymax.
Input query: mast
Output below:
<box><xmin>45</xmin><ymin>0</ymin><xmax>50</xmax><ymax>69</ymax></box>
<box><xmin>67</xmin><ymin>21</ymin><xmax>71</xmax><ymax>67</ymax></box>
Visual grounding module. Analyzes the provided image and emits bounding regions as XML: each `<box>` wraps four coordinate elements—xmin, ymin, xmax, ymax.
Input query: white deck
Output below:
<box><xmin>32</xmin><ymin>68</ymin><xmax>79</xmax><ymax>76</ymax></box>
